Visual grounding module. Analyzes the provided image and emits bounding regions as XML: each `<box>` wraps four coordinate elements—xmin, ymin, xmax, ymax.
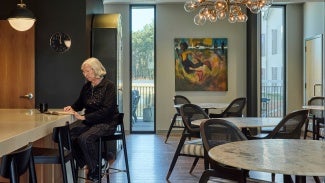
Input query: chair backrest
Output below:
<box><xmin>0</xmin><ymin>143</ymin><xmax>36</xmax><ymax>182</ymax></box>
<box><xmin>132</xmin><ymin>90</ymin><xmax>140</xmax><ymax>113</ymax></box>
<box><xmin>200</xmin><ymin>118</ymin><xmax>247</xmax><ymax>152</ymax></box>
<box><xmin>222</xmin><ymin>97</ymin><xmax>246</xmax><ymax>117</ymax></box>
<box><xmin>308</xmin><ymin>96</ymin><xmax>324</xmax><ymax>118</ymax></box>
<box><xmin>267</xmin><ymin>109</ymin><xmax>309</xmax><ymax>139</ymax></box>
<box><xmin>180</xmin><ymin>103</ymin><xmax>209</xmax><ymax>134</ymax></box>
<box><xmin>52</xmin><ymin>122</ymin><xmax>73</xmax><ymax>156</ymax></box>
<box><xmin>115</xmin><ymin>113</ymin><xmax>125</xmax><ymax>133</ymax></box>
<box><xmin>174</xmin><ymin>95</ymin><xmax>191</xmax><ymax>114</ymax></box>
<box><xmin>199</xmin><ymin>119</ymin><xmax>247</xmax><ymax>182</ymax></box>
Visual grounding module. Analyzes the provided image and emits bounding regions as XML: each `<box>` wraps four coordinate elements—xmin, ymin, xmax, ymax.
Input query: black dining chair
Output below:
<box><xmin>248</xmin><ymin>109</ymin><xmax>310</xmax><ymax>182</ymax></box>
<box><xmin>0</xmin><ymin>143</ymin><xmax>37</xmax><ymax>183</ymax></box>
<box><xmin>209</xmin><ymin>97</ymin><xmax>246</xmax><ymax>118</ymax></box>
<box><xmin>199</xmin><ymin>118</ymin><xmax>248</xmax><ymax>183</ymax></box>
<box><xmin>165</xmin><ymin>95</ymin><xmax>191</xmax><ymax>143</ymax></box>
<box><xmin>303</xmin><ymin>96</ymin><xmax>324</xmax><ymax>140</ymax></box>
<box><xmin>97</xmin><ymin>113</ymin><xmax>130</xmax><ymax>183</ymax></box>
<box><xmin>166</xmin><ymin>103</ymin><xmax>209</xmax><ymax>180</ymax></box>
<box><xmin>32</xmin><ymin>122</ymin><xmax>77</xmax><ymax>183</ymax></box>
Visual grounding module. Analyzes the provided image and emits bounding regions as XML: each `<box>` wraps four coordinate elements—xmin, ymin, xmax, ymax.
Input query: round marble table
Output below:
<box><xmin>209</xmin><ymin>139</ymin><xmax>325</xmax><ymax>183</ymax></box>
<box><xmin>192</xmin><ymin>117</ymin><xmax>282</xmax><ymax>128</ymax></box>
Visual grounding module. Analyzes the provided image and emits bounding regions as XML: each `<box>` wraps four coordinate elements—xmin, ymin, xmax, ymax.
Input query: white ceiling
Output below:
<box><xmin>103</xmin><ymin>0</ymin><xmax>317</xmax><ymax>4</ymax></box>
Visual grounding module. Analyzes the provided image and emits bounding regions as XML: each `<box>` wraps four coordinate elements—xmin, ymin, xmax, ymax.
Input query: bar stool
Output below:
<box><xmin>97</xmin><ymin>113</ymin><xmax>130</xmax><ymax>183</ymax></box>
<box><xmin>0</xmin><ymin>143</ymin><xmax>37</xmax><ymax>183</ymax></box>
<box><xmin>32</xmin><ymin>122</ymin><xmax>77</xmax><ymax>183</ymax></box>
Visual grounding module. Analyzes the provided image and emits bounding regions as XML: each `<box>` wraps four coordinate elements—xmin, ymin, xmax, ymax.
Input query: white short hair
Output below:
<box><xmin>81</xmin><ymin>57</ymin><xmax>106</xmax><ymax>78</ymax></box>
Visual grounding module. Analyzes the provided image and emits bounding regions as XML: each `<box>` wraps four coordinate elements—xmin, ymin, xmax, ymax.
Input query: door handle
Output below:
<box><xmin>20</xmin><ymin>93</ymin><xmax>34</xmax><ymax>100</ymax></box>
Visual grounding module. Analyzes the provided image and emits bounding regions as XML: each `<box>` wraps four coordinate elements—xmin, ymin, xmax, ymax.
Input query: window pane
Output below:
<box><xmin>260</xmin><ymin>6</ymin><xmax>285</xmax><ymax>117</ymax></box>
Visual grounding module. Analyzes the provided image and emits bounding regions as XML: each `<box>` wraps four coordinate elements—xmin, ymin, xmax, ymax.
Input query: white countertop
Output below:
<box><xmin>0</xmin><ymin>109</ymin><xmax>74</xmax><ymax>156</ymax></box>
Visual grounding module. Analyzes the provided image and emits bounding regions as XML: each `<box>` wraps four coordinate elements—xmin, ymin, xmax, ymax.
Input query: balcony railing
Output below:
<box><xmin>132</xmin><ymin>82</ymin><xmax>154</xmax><ymax>121</ymax></box>
<box><xmin>132</xmin><ymin>84</ymin><xmax>284</xmax><ymax>120</ymax></box>
<box><xmin>261</xmin><ymin>85</ymin><xmax>284</xmax><ymax>117</ymax></box>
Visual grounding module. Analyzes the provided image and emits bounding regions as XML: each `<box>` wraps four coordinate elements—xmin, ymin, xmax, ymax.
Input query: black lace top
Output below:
<box><xmin>71</xmin><ymin>76</ymin><xmax>118</xmax><ymax>126</ymax></box>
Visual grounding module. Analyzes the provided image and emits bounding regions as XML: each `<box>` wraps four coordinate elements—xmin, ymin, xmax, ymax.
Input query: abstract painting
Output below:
<box><xmin>174</xmin><ymin>38</ymin><xmax>228</xmax><ymax>91</ymax></box>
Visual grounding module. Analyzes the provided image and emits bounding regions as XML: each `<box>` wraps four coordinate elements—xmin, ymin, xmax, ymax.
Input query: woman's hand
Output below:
<box><xmin>63</xmin><ymin>106</ymin><xmax>75</xmax><ymax>112</ymax></box>
<box><xmin>74</xmin><ymin>112</ymin><xmax>85</xmax><ymax>120</ymax></box>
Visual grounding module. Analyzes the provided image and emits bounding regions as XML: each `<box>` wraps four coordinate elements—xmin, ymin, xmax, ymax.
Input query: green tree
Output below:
<box><xmin>132</xmin><ymin>21</ymin><xmax>154</xmax><ymax>80</ymax></box>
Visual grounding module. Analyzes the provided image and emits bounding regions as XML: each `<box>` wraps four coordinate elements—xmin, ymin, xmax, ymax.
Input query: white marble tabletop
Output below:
<box><xmin>209</xmin><ymin>139</ymin><xmax>325</xmax><ymax>177</ymax></box>
<box><xmin>192</xmin><ymin>117</ymin><xmax>282</xmax><ymax>128</ymax></box>
<box><xmin>302</xmin><ymin>105</ymin><xmax>325</xmax><ymax>110</ymax></box>
<box><xmin>174</xmin><ymin>103</ymin><xmax>229</xmax><ymax>109</ymax></box>
<box><xmin>0</xmin><ymin>109</ymin><xmax>74</xmax><ymax>156</ymax></box>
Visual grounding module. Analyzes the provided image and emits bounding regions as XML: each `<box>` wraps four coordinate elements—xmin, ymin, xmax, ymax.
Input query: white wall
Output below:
<box><xmin>286</xmin><ymin>4</ymin><xmax>304</xmax><ymax>113</ymax></box>
<box><xmin>104</xmin><ymin>3</ymin><xmax>247</xmax><ymax>132</ymax></box>
<box><xmin>303</xmin><ymin>2</ymin><xmax>325</xmax><ymax>101</ymax></box>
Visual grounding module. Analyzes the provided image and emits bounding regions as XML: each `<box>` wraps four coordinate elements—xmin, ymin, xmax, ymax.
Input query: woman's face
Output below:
<box><xmin>82</xmin><ymin>64</ymin><xmax>96</xmax><ymax>82</ymax></box>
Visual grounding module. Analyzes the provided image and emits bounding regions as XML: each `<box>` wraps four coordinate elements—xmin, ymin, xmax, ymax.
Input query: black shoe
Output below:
<box><xmin>88</xmin><ymin>169</ymin><xmax>100</xmax><ymax>182</ymax></box>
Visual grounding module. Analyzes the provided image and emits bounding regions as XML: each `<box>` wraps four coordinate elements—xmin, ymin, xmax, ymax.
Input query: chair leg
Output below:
<box><xmin>165</xmin><ymin>114</ymin><xmax>178</xmax><ymax>143</ymax></box>
<box><xmin>60</xmin><ymin>158</ymin><xmax>68</xmax><ymax>183</ymax></box>
<box><xmin>313</xmin><ymin>176</ymin><xmax>321</xmax><ymax>183</ymax></box>
<box><xmin>199</xmin><ymin>169</ymin><xmax>216</xmax><ymax>183</ymax></box>
<box><xmin>29</xmin><ymin>156</ymin><xmax>37</xmax><ymax>183</ymax></box>
<box><xmin>303</xmin><ymin>120</ymin><xmax>309</xmax><ymax>139</ymax></box>
<box><xmin>70</xmin><ymin>158</ymin><xmax>78</xmax><ymax>183</ymax></box>
<box><xmin>122</xmin><ymin>132</ymin><xmax>131</xmax><ymax>183</ymax></box>
<box><xmin>283</xmin><ymin>174</ymin><xmax>294</xmax><ymax>183</ymax></box>
<box><xmin>271</xmin><ymin>173</ymin><xmax>275</xmax><ymax>182</ymax></box>
<box><xmin>166</xmin><ymin>134</ymin><xmax>187</xmax><ymax>180</ymax></box>
<box><xmin>9</xmin><ymin>161</ymin><xmax>19</xmax><ymax>183</ymax></box>
<box><xmin>98</xmin><ymin>138</ymin><xmax>103</xmax><ymax>183</ymax></box>
<box><xmin>189</xmin><ymin>157</ymin><xmax>199</xmax><ymax>174</ymax></box>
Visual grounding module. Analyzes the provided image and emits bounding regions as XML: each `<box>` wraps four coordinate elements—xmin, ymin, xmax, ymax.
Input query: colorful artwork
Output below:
<box><xmin>174</xmin><ymin>38</ymin><xmax>228</xmax><ymax>91</ymax></box>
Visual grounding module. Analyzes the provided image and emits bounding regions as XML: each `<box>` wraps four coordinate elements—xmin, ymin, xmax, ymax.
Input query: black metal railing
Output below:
<box><xmin>261</xmin><ymin>85</ymin><xmax>284</xmax><ymax>117</ymax></box>
<box><xmin>132</xmin><ymin>85</ymin><xmax>284</xmax><ymax>119</ymax></box>
<box><xmin>132</xmin><ymin>85</ymin><xmax>154</xmax><ymax>120</ymax></box>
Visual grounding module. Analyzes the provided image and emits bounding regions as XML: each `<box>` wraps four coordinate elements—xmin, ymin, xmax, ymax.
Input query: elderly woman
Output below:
<box><xmin>64</xmin><ymin>57</ymin><xmax>118</xmax><ymax>181</ymax></box>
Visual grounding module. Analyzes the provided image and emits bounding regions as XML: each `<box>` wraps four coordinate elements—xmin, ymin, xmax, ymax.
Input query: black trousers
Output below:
<box><xmin>70</xmin><ymin>121</ymin><xmax>116</xmax><ymax>171</ymax></box>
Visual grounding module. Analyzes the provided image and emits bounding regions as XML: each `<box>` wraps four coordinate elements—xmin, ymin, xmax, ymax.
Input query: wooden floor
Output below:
<box><xmin>88</xmin><ymin>134</ymin><xmax>323</xmax><ymax>183</ymax></box>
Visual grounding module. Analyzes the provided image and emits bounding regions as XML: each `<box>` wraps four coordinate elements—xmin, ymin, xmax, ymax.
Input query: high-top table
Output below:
<box><xmin>0</xmin><ymin>109</ymin><xmax>74</xmax><ymax>156</ymax></box>
<box><xmin>209</xmin><ymin>139</ymin><xmax>325</xmax><ymax>183</ymax></box>
<box><xmin>0</xmin><ymin>109</ymin><xmax>75</xmax><ymax>182</ymax></box>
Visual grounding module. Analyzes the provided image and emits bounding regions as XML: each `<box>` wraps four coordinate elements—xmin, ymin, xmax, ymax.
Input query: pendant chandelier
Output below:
<box><xmin>7</xmin><ymin>0</ymin><xmax>36</xmax><ymax>31</ymax></box>
<box><xmin>184</xmin><ymin>0</ymin><xmax>272</xmax><ymax>25</ymax></box>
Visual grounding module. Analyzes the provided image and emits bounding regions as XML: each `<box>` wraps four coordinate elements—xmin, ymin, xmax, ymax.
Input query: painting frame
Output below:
<box><xmin>174</xmin><ymin>38</ymin><xmax>228</xmax><ymax>91</ymax></box>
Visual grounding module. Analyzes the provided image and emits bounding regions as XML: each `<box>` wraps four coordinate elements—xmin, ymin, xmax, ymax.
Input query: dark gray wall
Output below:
<box><xmin>1</xmin><ymin>0</ymin><xmax>104</xmax><ymax>108</ymax></box>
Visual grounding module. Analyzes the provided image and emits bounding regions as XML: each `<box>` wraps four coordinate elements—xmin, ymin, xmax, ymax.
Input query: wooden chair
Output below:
<box><xmin>209</xmin><ymin>97</ymin><xmax>246</xmax><ymax>118</ymax></box>
<box><xmin>0</xmin><ymin>143</ymin><xmax>37</xmax><ymax>183</ymax></box>
<box><xmin>32</xmin><ymin>122</ymin><xmax>77</xmax><ymax>183</ymax></box>
<box><xmin>166</xmin><ymin>103</ymin><xmax>209</xmax><ymax>180</ymax></box>
<box><xmin>97</xmin><ymin>113</ymin><xmax>130</xmax><ymax>183</ymax></box>
<box><xmin>165</xmin><ymin>95</ymin><xmax>191</xmax><ymax>143</ymax></box>
<box><xmin>303</xmin><ymin>96</ymin><xmax>324</xmax><ymax>140</ymax></box>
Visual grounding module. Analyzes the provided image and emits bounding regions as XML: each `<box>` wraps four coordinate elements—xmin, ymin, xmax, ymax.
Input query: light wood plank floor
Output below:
<box><xmin>84</xmin><ymin>134</ymin><xmax>323</xmax><ymax>183</ymax></box>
